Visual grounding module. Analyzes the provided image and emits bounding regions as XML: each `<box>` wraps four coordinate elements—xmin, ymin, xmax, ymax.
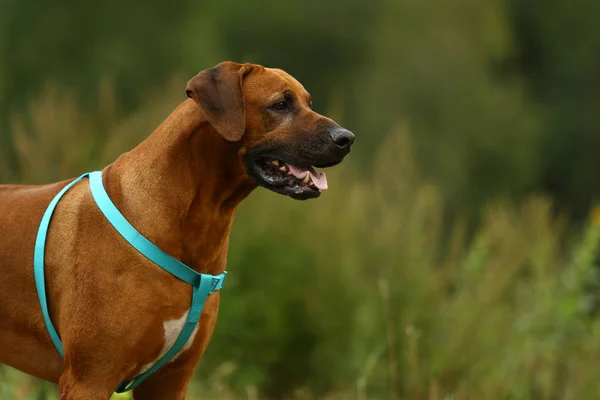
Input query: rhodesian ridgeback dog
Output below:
<box><xmin>0</xmin><ymin>62</ymin><xmax>354</xmax><ymax>399</ymax></box>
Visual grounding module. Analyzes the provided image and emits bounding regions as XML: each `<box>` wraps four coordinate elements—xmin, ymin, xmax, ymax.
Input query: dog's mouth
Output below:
<box><xmin>247</xmin><ymin>157</ymin><xmax>330</xmax><ymax>200</ymax></box>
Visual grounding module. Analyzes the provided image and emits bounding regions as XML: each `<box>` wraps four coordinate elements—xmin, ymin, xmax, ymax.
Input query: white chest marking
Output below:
<box><xmin>138</xmin><ymin>311</ymin><xmax>199</xmax><ymax>374</ymax></box>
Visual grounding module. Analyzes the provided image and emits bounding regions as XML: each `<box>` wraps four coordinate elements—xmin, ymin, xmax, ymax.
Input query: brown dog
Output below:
<box><xmin>0</xmin><ymin>62</ymin><xmax>354</xmax><ymax>399</ymax></box>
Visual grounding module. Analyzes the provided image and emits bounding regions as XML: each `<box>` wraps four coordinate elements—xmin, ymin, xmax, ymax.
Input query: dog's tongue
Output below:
<box><xmin>287</xmin><ymin>164</ymin><xmax>328</xmax><ymax>190</ymax></box>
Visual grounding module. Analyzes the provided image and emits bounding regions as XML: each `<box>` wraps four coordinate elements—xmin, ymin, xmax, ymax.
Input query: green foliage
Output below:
<box><xmin>356</xmin><ymin>0</ymin><xmax>543</xmax><ymax>220</ymax></box>
<box><xmin>511</xmin><ymin>0</ymin><xmax>600</xmax><ymax>218</ymax></box>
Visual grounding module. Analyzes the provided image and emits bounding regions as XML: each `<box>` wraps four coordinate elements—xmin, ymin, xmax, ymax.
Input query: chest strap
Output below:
<box><xmin>34</xmin><ymin>171</ymin><xmax>227</xmax><ymax>393</ymax></box>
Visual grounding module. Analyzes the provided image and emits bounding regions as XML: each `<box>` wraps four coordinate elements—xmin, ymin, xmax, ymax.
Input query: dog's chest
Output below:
<box><xmin>138</xmin><ymin>310</ymin><xmax>199</xmax><ymax>374</ymax></box>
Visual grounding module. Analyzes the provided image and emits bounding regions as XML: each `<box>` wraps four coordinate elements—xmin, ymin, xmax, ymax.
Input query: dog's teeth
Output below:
<box><xmin>279</xmin><ymin>166</ymin><xmax>287</xmax><ymax>172</ymax></box>
<box><xmin>272</xmin><ymin>160</ymin><xmax>279</xmax><ymax>167</ymax></box>
<box><xmin>303</xmin><ymin>173</ymin><xmax>310</xmax><ymax>183</ymax></box>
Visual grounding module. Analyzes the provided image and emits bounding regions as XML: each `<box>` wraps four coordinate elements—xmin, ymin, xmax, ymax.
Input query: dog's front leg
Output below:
<box><xmin>131</xmin><ymin>355</ymin><xmax>201</xmax><ymax>400</ymax></box>
<box><xmin>58</xmin><ymin>366</ymin><xmax>122</xmax><ymax>400</ymax></box>
<box><xmin>57</xmin><ymin>335</ymin><xmax>140</xmax><ymax>400</ymax></box>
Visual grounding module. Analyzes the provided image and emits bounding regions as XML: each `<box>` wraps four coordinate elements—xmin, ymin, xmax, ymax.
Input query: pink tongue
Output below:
<box><xmin>287</xmin><ymin>164</ymin><xmax>328</xmax><ymax>191</ymax></box>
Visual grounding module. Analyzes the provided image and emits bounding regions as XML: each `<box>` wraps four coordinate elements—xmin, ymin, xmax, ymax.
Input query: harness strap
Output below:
<box><xmin>34</xmin><ymin>173</ymin><xmax>91</xmax><ymax>356</ymax></box>
<box><xmin>33</xmin><ymin>171</ymin><xmax>227</xmax><ymax>393</ymax></box>
<box><xmin>88</xmin><ymin>171</ymin><xmax>201</xmax><ymax>286</ymax></box>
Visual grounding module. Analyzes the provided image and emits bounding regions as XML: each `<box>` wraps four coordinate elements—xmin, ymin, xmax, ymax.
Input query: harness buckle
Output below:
<box><xmin>210</xmin><ymin>271</ymin><xmax>228</xmax><ymax>293</ymax></box>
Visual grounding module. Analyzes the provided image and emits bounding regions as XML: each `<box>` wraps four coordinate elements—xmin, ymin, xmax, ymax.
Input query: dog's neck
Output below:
<box><xmin>105</xmin><ymin>99</ymin><xmax>257</xmax><ymax>275</ymax></box>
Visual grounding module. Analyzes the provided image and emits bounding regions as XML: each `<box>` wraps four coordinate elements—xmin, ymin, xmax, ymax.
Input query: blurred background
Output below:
<box><xmin>2</xmin><ymin>0</ymin><xmax>600</xmax><ymax>399</ymax></box>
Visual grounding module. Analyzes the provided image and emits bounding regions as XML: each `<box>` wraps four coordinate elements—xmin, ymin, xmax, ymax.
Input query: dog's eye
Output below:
<box><xmin>271</xmin><ymin>101</ymin><xmax>289</xmax><ymax>111</ymax></box>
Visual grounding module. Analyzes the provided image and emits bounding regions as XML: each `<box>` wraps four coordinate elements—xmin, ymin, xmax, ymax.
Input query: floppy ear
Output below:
<box><xmin>186</xmin><ymin>62</ymin><xmax>252</xmax><ymax>142</ymax></box>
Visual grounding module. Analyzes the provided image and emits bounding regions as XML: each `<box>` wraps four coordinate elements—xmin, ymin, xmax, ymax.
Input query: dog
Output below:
<box><xmin>0</xmin><ymin>62</ymin><xmax>354</xmax><ymax>399</ymax></box>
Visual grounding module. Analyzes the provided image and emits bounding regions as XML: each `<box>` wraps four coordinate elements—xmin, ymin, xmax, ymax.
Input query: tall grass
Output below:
<box><xmin>1</xmin><ymin>83</ymin><xmax>600</xmax><ymax>399</ymax></box>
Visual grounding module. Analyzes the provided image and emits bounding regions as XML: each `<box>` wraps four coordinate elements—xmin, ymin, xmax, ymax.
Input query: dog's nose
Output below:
<box><xmin>329</xmin><ymin>128</ymin><xmax>355</xmax><ymax>150</ymax></box>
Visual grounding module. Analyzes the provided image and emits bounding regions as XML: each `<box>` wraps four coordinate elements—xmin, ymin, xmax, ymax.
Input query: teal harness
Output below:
<box><xmin>33</xmin><ymin>170</ymin><xmax>227</xmax><ymax>393</ymax></box>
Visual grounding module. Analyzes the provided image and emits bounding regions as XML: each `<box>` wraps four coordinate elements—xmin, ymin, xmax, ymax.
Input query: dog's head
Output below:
<box><xmin>186</xmin><ymin>61</ymin><xmax>354</xmax><ymax>200</ymax></box>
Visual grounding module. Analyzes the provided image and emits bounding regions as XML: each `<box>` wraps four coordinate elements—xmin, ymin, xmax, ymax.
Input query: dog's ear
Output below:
<box><xmin>186</xmin><ymin>62</ymin><xmax>253</xmax><ymax>142</ymax></box>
